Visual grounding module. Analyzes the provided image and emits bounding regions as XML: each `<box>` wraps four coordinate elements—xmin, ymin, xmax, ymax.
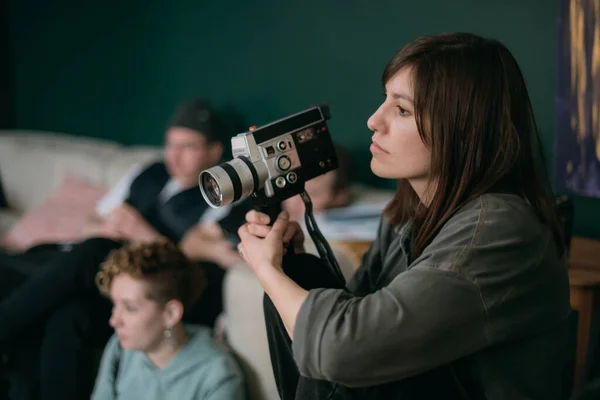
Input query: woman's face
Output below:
<box><xmin>367</xmin><ymin>68</ymin><xmax>432</xmax><ymax>189</ymax></box>
<box><xmin>109</xmin><ymin>273</ymin><xmax>170</xmax><ymax>352</ymax></box>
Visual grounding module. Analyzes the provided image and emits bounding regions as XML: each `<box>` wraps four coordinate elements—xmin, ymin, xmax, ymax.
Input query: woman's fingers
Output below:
<box><xmin>247</xmin><ymin>223</ymin><xmax>271</xmax><ymax>238</ymax></box>
<box><xmin>268</xmin><ymin>211</ymin><xmax>289</xmax><ymax>241</ymax></box>
<box><xmin>236</xmin><ymin>213</ymin><xmax>290</xmax><ymax>274</ymax></box>
<box><xmin>237</xmin><ymin>224</ymin><xmax>251</xmax><ymax>241</ymax></box>
<box><xmin>247</xmin><ymin>215</ymin><xmax>301</xmax><ymax>242</ymax></box>
<box><xmin>245</xmin><ymin>210</ymin><xmax>271</xmax><ymax>224</ymax></box>
<box><xmin>246</xmin><ymin>219</ymin><xmax>303</xmax><ymax>247</ymax></box>
<box><xmin>282</xmin><ymin>222</ymin><xmax>303</xmax><ymax>244</ymax></box>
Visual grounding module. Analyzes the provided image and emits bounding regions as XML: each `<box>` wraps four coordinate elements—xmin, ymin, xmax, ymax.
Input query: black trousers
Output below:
<box><xmin>263</xmin><ymin>253</ymin><xmax>482</xmax><ymax>400</ymax></box>
<box><xmin>0</xmin><ymin>240</ymin><xmax>226</xmax><ymax>400</ymax></box>
<box><xmin>0</xmin><ymin>239</ymin><xmax>121</xmax><ymax>400</ymax></box>
<box><xmin>0</xmin><ymin>239</ymin><xmax>122</xmax><ymax>344</ymax></box>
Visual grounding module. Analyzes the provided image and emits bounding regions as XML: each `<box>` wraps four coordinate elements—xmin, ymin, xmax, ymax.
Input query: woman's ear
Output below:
<box><xmin>163</xmin><ymin>299</ymin><xmax>184</xmax><ymax>328</ymax></box>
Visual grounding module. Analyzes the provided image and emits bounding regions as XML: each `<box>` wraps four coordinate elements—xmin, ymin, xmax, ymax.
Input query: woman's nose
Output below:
<box><xmin>109</xmin><ymin>312</ymin><xmax>121</xmax><ymax>328</ymax></box>
<box><xmin>367</xmin><ymin>107</ymin><xmax>382</xmax><ymax>133</ymax></box>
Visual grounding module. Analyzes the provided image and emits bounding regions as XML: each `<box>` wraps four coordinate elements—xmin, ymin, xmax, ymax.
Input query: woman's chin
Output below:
<box><xmin>370</xmin><ymin>159</ymin><xmax>394</xmax><ymax>179</ymax></box>
<box><xmin>118</xmin><ymin>337</ymin><xmax>136</xmax><ymax>350</ymax></box>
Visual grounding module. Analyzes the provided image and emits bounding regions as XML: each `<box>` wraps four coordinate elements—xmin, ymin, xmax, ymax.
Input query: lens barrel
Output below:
<box><xmin>199</xmin><ymin>157</ymin><xmax>265</xmax><ymax>208</ymax></box>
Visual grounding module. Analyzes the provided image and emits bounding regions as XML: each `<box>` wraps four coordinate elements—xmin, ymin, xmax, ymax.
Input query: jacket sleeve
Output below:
<box><xmin>291</xmin><ymin>197</ymin><xmax>564</xmax><ymax>387</ymax></box>
<box><xmin>292</xmin><ymin>264</ymin><xmax>487</xmax><ymax>387</ymax></box>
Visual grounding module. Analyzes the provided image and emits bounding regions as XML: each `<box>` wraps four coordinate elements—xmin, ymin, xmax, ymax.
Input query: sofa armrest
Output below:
<box><xmin>224</xmin><ymin>265</ymin><xmax>279</xmax><ymax>400</ymax></box>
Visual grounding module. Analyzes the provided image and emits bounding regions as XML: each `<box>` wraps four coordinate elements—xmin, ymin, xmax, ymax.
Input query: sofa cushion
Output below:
<box><xmin>0</xmin><ymin>130</ymin><xmax>122</xmax><ymax>152</ymax></box>
<box><xmin>0</xmin><ymin>132</ymin><xmax>117</xmax><ymax>212</ymax></box>
<box><xmin>1</xmin><ymin>176</ymin><xmax>107</xmax><ymax>251</ymax></box>
<box><xmin>104</xmin><ymin>147</ymin><xmax>163</xmax><ymax>188</ymax></box>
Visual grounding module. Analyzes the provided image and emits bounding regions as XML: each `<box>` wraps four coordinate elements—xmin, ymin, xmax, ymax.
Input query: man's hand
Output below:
<box><xmin>179</xmin><ymin>223</ymin><xmax>243</xmax><ymax>269</ymax></box>
<box><xmin>106</xmin><ymin>204</ymin><xmax>161</xmax><ymax>243</ymax></box>
<box><xmin>78</xmin><ymin>213</ymin><xmax>123</xmax><ymax>241</ymax></box>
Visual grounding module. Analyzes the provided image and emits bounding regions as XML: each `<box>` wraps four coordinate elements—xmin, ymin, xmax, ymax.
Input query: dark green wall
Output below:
<box><xmin>0</xmin><ymin>0</ymin><xmax>14</xmax><ymax>128</ymax></box>
<box><xmin>7</xmin><ymin>0</ymin><xmax>600</xmax><ymax>238</ymax></box>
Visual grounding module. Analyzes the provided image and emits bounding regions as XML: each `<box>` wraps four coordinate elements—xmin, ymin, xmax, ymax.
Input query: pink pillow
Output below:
<box><xmin>2</xmin><ymin>176</ymin><xmax>108</xmax><ymax>251</ymax></box>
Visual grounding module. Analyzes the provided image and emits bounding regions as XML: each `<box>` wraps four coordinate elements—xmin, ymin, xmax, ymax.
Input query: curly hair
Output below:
<box><xmin>96</xmin><ymin>238</ymin><xmax>206</xmax><ymax>309</ymax></box>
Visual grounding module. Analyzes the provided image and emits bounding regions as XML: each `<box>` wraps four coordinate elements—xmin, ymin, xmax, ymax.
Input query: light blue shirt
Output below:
<box><xmin>91</xmin><ymin>325</ymin><xmax>246</xmax><ymax>400</ymax></box>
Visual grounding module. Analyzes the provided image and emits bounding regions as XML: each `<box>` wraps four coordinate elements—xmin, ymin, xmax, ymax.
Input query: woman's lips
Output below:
<box><xmin>370</xmin><ymin>140</ymin><xmax>387</xmax><ymax>153</ymax></box>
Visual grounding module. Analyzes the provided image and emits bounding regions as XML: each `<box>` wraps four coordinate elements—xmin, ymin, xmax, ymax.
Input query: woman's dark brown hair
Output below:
<box><xmin>96</xmin><ymin>238</ymin><xmax>206</xmax><ymax>309</ymax></box>
<box><xmin>383</xmin><ymin>32</ymin><xmax>564</xmax><ymax>257</ymax></box>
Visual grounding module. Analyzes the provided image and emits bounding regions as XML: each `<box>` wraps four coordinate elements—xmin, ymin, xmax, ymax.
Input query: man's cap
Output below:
<box><xmin>168</xmin><ymin>99</ymin><xmax>225</xmax><ymax>144</ymax></box>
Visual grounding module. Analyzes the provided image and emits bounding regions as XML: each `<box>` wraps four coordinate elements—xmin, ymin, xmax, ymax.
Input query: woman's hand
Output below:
<box><xmin>239</xmin><ymin>210</ymin><xmax>310</xmax><ymax>340</ymax></box>
<box><xmin>245</xmin><ymin>209</ymin><xmax>305</xmax><ymax>253</ymax></box>
<box><xmin>237</xmin><ymin>210</ymin><xmax>304</xmax><ymax>275</ymax></box>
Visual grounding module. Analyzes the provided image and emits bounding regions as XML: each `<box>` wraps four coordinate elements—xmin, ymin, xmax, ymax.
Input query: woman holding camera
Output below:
<box><xmin>237</xmin><ymin>32</ymin><xmax>570</xmax><ymax>399</ymax></box>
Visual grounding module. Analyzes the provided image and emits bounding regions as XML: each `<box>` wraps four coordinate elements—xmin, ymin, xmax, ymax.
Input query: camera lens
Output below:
<box><xmin>200</xmin><ymin>173</ymin><xmax>223</xmax><ymax>207</ymax></box>
<box><xmin>199</xmin><ymin>157</ymin><xmax>269</xmax><ymax>208</ymax></box>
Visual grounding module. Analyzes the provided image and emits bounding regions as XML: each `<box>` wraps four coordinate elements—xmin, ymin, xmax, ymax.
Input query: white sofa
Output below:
<box><xmin>0</xmin><ymin>130</ymin><xmax>391</xmax><ymax>400</ymax></box>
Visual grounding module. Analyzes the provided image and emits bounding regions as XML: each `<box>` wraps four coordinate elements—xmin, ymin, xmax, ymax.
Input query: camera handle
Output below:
<box><xmin>252</xmin><ymin>201</ymin><xmax>284</xmax><ymax>228</ymax></box>
<box><xmin>250</xmin><ymin>192</ymin><xmax>346</xmax><ymax>286</ymax></box>
<box><xmin>300</xmin><ymin>191</ymin><xmax>347</xmax><ymax>287</ymax></box>
<box><xmin>250</xmin><ymin>198</ymin><xmax>298</xmax><ymax>267</ymax></box>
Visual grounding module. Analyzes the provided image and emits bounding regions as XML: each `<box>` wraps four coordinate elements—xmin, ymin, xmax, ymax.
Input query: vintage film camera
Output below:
<box><xmin>199</xmin><ymin>104</ymin><xmax>346</xmax><ymax>285</ymax></box>
<box><xmin>199</xmin><ymin>104</ymin><xmax>338</xmax><ymax>210</ymax></box>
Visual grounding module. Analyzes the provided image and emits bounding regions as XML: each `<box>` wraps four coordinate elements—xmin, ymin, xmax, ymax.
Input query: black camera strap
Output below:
<box><xmin>300</xmin><ymin>191</ymin><xmax>346</xmax><ymax>286</ymax></box>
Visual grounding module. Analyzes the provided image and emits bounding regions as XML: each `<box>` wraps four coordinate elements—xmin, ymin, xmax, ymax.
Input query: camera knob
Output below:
<box><xmin>275</xmin><ymin>176</ymin><xmax>287</xmax><ymax>188</ymax></box>
<box><xmin>277</xmin><ymin>155</ymin><xmax>291</xmax><ymax>171</ymax></box>
<box><xmin>286</xmin><ymin>172</ymin><xmax>298</xmax><ymax>184</ymax></box>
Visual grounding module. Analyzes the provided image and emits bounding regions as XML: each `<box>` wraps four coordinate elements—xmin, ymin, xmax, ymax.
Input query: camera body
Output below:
<box><xmin>199</xmin><ymin>104</ymin><xmax>338</xmax><ymax>208</ymax></box>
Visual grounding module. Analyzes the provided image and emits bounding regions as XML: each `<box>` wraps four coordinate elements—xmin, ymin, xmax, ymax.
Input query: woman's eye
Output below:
<box><xmin>396</xmin><ymin>106</ymin><xmax>410</xmax><ymax>116</ymax></box>
<box><xmin>126</xmin><ymin>306</ymin><xmax>137</xmax><ymax>312</ymax></box>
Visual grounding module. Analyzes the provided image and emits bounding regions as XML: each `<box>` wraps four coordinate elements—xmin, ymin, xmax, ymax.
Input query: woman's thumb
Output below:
<box><xmin>269</xmin><ymin>211</ymin><xmax>289</xmax><ymax>239</ymax></box>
